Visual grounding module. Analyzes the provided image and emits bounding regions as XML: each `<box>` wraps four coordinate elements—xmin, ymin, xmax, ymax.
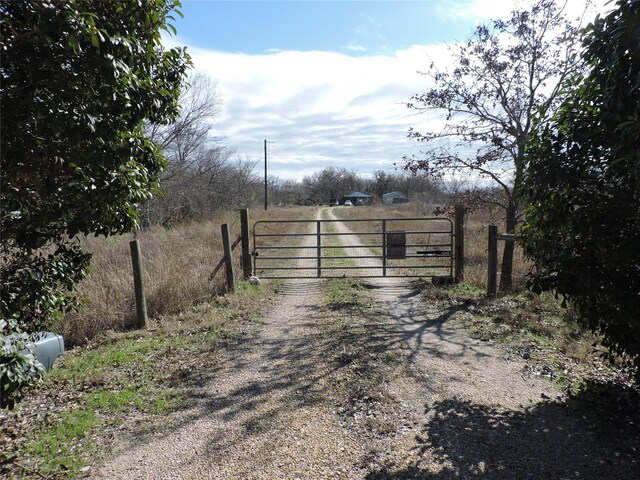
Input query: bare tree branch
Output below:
<box><xmin>405</xmin><ymin>0</ymin><xmax>587</xmax><ymax>289</ymax></box>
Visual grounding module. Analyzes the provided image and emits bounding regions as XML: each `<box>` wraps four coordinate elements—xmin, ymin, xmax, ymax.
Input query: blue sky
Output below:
<box><xmin>173</xmin><ymin>1</ymin><xmax>477</xmax><ymax>55</ymax></box>
<box><xmin>165</xmin><ymin>0</ymin><xmax>608</xmax><ymax>181</ymax></box>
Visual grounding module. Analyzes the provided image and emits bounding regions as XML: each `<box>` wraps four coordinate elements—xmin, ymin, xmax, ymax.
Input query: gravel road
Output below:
<box><xmin>95</xmin><ymin>209</ymin><xmax>637</xmax><ymax>480</ymax></box>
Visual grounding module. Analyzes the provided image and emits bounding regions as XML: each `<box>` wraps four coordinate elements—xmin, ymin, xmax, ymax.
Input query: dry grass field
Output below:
<box><xmin>330</xmin><ymin>203</ymin><xmax>530</xmax><ymax>289</ymax></box>
<box><xmin>58</xmin><ymin>204</ymin><xmax>531</xmax><ymax>346</ymax></box>
<box><xmin>57</xmin><ymin>206</ymin><xmax>317</xmax><ymax>346</ymax></box>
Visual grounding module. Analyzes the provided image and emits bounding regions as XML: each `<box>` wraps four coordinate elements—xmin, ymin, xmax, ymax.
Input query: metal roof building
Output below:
<box><xmin>382</xmin><ymin>191</ymin><xmax>409</xmax><ymax>205</ymax></box>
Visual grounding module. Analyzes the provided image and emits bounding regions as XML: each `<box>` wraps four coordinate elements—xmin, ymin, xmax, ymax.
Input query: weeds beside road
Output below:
<box><xmin>0</xmin><ymin>282</ymin><xmax>275</xmax><ymax>479</ymax></box>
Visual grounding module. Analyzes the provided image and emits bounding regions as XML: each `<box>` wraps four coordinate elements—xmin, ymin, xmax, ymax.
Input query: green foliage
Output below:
<box><xmin>22</xmin><ymin>409</ymin><xmax>98</xmax><ymax>477</ymax></box>
<box><xmin>0</xmin><ymin>0</ymin><xmax>191</xmax><ymax>408</ymax></box>
<box><xmin>323</xmin><ymin>279</ymin><xmax>367</xmax><ymax>311</ymax></box>
<box><xmin>0</xmin><ymin>322</ymin><xmax>46</xmax><ymax>410</ymax></box>
<box><xmin>521</xmin><ymin>0</ymin><xmax>640</xmax><ymax>374</ymax></box>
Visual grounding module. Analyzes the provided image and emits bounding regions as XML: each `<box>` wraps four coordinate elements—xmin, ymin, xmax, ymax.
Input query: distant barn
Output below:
<box><xmin>382</xmin><ymin>191</ymin><xmax>409</xmax><ymax>205</ymax></box>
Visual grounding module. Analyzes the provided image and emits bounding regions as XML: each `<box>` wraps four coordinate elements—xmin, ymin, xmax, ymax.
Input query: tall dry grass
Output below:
<box><xmin>58</xmin><ymin>204</ymin><xmax>528</xmax><ymax>345</ymax></box>
<box><xmin>330</xmin><ymin>203</ymin><xmax>531</xmax><ymax>290</ymax></box>
<box><xmin>57</xmin><ymin>206</ymin><xmax>315</xmax><ymax>346</ymax></box>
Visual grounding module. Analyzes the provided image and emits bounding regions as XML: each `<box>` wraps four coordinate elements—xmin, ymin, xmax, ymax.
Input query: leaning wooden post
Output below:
<box><xmin>221</xmin><ymin>223</ymin><xmax>235</xmax><ymax>293</ymax></box>
<box><xmin>240</xmin><ymin>208</ymin><xmax>252</xmax><ymax>279</ymax></box>
<box><xmin>487</xmin><ymin>225</ymin><xmax>498</xmax><ymax>297</ymax></box>
<box><xmin>454</xmin><ymin>206</ymin><xmax>465</xmax><ymax>283</ymax></box>
<box><xmin>129</xmin><ymin>239</ymin><xmax>148</xmax><ymax>328</ymax></box>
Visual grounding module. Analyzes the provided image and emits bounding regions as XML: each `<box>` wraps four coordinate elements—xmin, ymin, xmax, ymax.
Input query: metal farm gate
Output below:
<box><xmin>252</xmin><ymin>217</ymin><xmax>454</xmax><ymax>279</ymax></box>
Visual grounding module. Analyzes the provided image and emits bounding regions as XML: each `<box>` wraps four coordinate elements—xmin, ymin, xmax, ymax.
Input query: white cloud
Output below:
<box><xmin>161</xmin><ymin>0</ymin><xmax>614</xmax><ymax>181</ymax></box>
<box><xmin>440</xmin><ymin>0</ymin><xmax>612</xmax><ymax>21</ymax></box>
<box><xmin>345</xmin><ymin>44</ymin><xmax>368</xmax><ymax>53</ymax></box>
<box><xmin>163</xmin><ymin>40</ymin><xmax>451</xmax><ymax>180</ymax></box>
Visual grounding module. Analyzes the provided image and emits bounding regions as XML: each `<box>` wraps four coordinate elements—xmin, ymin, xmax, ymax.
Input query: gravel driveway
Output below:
<box><xmin>96</xmin><ymin>210</ymin><xmax>637</xmax><ymax>479</ymax></box>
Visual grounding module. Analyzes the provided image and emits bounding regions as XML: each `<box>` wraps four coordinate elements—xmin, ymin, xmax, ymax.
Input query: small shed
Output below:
<box><xmin>382</xmin><ymin>191</ymin><xmax>409</xmax><ymax>205</ymax></box>
<box><xmin>342</xmin><ymin>191</ymin><xmax>371</xmax><ymax>206</ymax></box>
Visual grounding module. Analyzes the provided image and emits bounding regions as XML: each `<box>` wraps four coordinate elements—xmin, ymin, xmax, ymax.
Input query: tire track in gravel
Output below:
<box><xmin>320</xmin><ymin>208</ymin><xmax>561</xmax><ymax>474</ymax></box>
<box><xmin>96</xmin><ymin>209</ymin><xmax>368</xmax><ymax>479</ymax></box>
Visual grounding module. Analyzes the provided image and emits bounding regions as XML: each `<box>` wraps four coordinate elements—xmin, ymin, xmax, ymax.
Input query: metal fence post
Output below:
<box><xmin>240</xmin><ymin>208</ymin><xmax>252</xmax><ymax>279</ymax></box>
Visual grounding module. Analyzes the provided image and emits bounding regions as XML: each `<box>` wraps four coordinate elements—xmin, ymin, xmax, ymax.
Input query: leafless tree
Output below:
<box><xmin>143</xmin><ymin>74</ymin><xmax>262</xmax><ymax>225</ymax></box>
<box><xmin>405</xmin><ymin>0</ymin><xmax>586</xmax><ymax>289</ymax></box>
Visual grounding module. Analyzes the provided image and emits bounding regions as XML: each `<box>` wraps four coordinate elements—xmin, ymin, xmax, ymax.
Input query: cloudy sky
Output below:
<box><xmin>166</xmin><ymin>0</ymin><xmax>609</xmax><ymax>181</ymax></box>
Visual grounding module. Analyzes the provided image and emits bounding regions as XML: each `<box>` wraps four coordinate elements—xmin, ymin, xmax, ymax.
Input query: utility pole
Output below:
<box><xmin>264</xmin><ymin>139</ymin><xmax>268</xmax><ymax>211</ymax></box>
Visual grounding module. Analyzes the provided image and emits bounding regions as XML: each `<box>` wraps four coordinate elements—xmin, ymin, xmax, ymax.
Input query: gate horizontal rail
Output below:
<box><xmin>253</xmin><ymin>217</ymin><xmax>454</xmax><ymax>279</ymax></box>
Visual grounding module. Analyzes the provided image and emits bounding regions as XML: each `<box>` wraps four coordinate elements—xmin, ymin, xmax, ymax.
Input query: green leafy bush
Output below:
<box><xmin>1</xmin><ymin>321</ymin><xmax>45</xmax><ymax>410</ymax></box>
<box><xmin>0</xmin><ymin>0</ymin><xmax>190</xmax><ymax>408</ymax></box>
<box><xmin>521</xmin><ymin>0</ymin><xmax>640</xmax><ymax>376</ymax></box>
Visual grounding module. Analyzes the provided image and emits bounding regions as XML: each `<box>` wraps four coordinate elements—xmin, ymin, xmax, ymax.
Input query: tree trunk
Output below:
<box><xmin>499</xmin><ymin>203</ymin><xmax>517</xmax><ymax>291</ymax></box>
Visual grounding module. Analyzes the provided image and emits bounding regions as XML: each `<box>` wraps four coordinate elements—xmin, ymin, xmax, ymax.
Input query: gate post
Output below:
<box><xmin>240</xmin><ymin>208</ymin><xmax>252</xmax><ymax>279</ymax></box>
<box><xmin>454</xmin><ymin>206</ymin><xmax>465</xmax><ymax>282</ymax></box>
<box><xmin>487</xmin><ymin>225</ymin><xmax>498</xmax><ymax>297</ymax></box>
<box><xmin>129</xmin><ymin>239</ymin><xmax>148</xmax><ymax>329</ymax></box>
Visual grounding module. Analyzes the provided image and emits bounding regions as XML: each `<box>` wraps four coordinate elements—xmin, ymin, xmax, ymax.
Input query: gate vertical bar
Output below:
<box><xmin>382</xmin><ymin>219</ymin><xmax>387</xmax><ymax>277</ymax></box>
<box><xmin>454</xmin><ymin>206</ymin><xmax>465</xmax><ymax>282</ymax></box>
<box><xmin>252</xmin><ymin>222</ymin><xmax>258</xmax><ymax>278</ymax></box>
<box><xmin>317</xmin><ymin>220</ymin><xmax>322</xmax><ymax>278</ymax></box>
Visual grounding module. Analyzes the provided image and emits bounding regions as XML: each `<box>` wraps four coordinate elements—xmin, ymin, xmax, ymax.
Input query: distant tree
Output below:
<box><xmin>302</xmin><ymin>168</ymin><xmax>363</xmax><ymax>203</ymax></box>
<box><xmin>147</xmin><ymin>73</ymin><xmax>224</xmax><ymax>181</ymax></box>
<box><xmin>405</xmin><ymin>0</ymin><xmax>584</xmax><ymax>290</ymax></box>
<box><xmin>144</xmin><ymin>73</ymin><xmax>233</xmax><ymax>225</ymax></box>
<box><xmin>268</xmin><ymin>176</ymin><xmax>305</xmax><ymax>205</ymax></box>
<box><xmin>0</xmin><ymin>0</ymin><xmax>190</xmax><ymax>408</ymax></box>
<box><xmin>520</xmin><ymin>0</ymin><xmax>640</xmax><ymax>375</ymax></box>
<box><xmin>371</xmin><ymin>170</ymin><xmax>394</xmax><ymax>202</ymax></box>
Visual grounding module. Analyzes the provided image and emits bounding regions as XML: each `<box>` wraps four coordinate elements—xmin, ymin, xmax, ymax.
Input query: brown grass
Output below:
<box><xmin>57</xmin><ymin>207</ymin><xmax>318</xmax><ymax>346</ymax></box>
<box><xmin>330</xmin><ymin>204</ymin><xmax>530</xmax><ymax>290</ymax></box>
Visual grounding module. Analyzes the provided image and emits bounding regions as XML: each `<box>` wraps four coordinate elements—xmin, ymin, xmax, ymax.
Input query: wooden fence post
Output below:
<box><xmin>487</xmin><ymin>225</ymin><xmax>498</xmax><ymax>297</ymax></box>
<box><xmin>454</xmin><ymin>206</ymin><xmax>465</xmax><ymax>283</ymax></box>
<box><xmin>221</xmin><ymin>223</ymin><xmax>235</xmax><ymax>293</ymax></box>
<box><xmin>240</xmin><ymin>209</ymin><xmax>252</xmax><ymax>279</ymax></box>
<box><xmin>129</xmin><ymin>239</ymin><xmax>148</xmax><ymax>328</ymax></box>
